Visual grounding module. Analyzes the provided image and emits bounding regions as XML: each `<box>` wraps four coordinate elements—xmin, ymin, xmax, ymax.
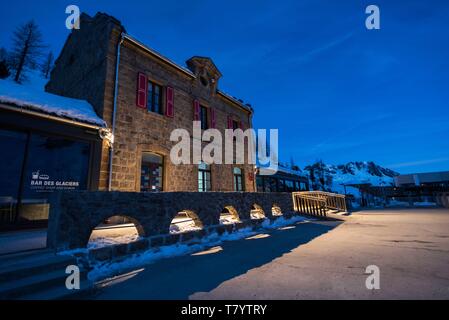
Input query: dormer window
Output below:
<box><xmin>200</xmin><ymin>76</ymin><xmax>209</xmax><ymax>87</ymax></box>
<box><xmin>186</xmin><ymin>56</ymin><xmax>222</xmax><ymax>93</ymax></box>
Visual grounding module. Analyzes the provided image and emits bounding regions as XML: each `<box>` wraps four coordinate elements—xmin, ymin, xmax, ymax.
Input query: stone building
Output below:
<box><xmin>46</xmin><ymin>12</ymin><xmax>255</xmax><ymax>193</ymax></box>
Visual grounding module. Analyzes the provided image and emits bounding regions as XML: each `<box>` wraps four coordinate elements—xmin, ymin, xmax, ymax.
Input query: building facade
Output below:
<box><xmin>46</xmin><ymin>12</ymin><xmax>255</xmax><ymax>193</ymax></box>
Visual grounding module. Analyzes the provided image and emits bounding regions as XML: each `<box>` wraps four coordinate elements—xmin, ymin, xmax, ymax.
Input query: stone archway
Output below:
<box><xmin>169</xmin><ymin>210</ymin><xmax>203</xmax><ymax>234</ymax></box>
<box><xmin>250</xmin><ymin>204</ymin><xmax>266</xmax><ymax>219</ymax></box>
<box><xmin>272</xmin><ymin>204</ymin><xmax>283</xmax><ymax>216</ymax></box>
<box><xmin>220</xmin><ymin>206</ymin><xmax>240</xmax><ymax>224</ymax></box>
<box><xmin>87</xmin><ymin>215</ymin><xmax>145</xmax><ymax>248</ymax></box>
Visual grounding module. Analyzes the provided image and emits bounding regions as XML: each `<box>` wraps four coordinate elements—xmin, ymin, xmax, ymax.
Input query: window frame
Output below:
<box><xmin>198</xmin><ymin>162</ymin><xmax>212</xmax><ymax>192</ymax></box>
<box><xmin>140</xmin><ymin>152</ymin><xmax>164</xmax><ymax>192</ymax></box>
<box><xmin>233</xmin><ymin>167</ymin><xmax>244</xmax><ymax>192</ymax></box>
<box><xmin>147</xmin><ymin>80</ymin><xmax>163</xmax><ymax>115</ymax></box>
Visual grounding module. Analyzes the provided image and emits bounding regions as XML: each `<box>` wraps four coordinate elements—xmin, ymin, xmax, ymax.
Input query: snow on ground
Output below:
<box><xmin>88</xmin><ymin>233</ymin><xmax>143</xmax><ymax>250</ymax></box>
<box><xmin>382</xmin><ymin>200</ymin><xmax>438</xmax><ymax>208</ymax></box>
<box><xmin>250</xmin><ymin>210</ymin><xmax>266</xmax><ymax>220</ymax></box>
<box><xmin>87</xmin><ymin>224</ymin><xmax>142</xmax><ymax>249</ymax></box>
<box><xmin>0</xmin><ymin>71</ymin><xmax>106</xmax><ymax>126</ymax></box>
<box><xmin>413</xmin><ymin>202</ymin><xmax>437</xmax><ymax>207</ymax></box>
<box><xmin>386</xmin><ymin>200</ymin><xmax>410</xmax><ymax>207</ymax></box>
<box><xmin>169</xmin><ymin>217</ymin><xmax>202</xmax><ymax>234</ymax></box>
<box><xmin>219</xmin><ymin>214</ymin><xmax>240</xmax><ymax>225</ymax></box>
<box><xmin>86</xmin><ymin>214</ymin><xmax>311</xmax><ymax>282</ymax></box>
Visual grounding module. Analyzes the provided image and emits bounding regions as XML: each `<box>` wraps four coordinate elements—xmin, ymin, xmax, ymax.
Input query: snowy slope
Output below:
<box><xmin>304</xmin><ymin>161</ymin><xmax>399</xmax><ymax>198</ymax></box>
<box><xmin>0</xmin><ymin>71</ymin><xmax>106</xmax><ymax>126</ymax></box>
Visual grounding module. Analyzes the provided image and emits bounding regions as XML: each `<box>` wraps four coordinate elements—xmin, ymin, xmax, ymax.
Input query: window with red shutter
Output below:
<box><xmin>165</xmin><ymin>86</ymin><xmax>174</xmax><ymax>117</ymax></box>
<box><xmin>193</xmin><ymin>100</ymin><xmax>200</xmax><ymax>121</ymax></box>
<box><xmin>227</xmin><ymin>115</ymin><xmax>233</xmax><ymax>129</ymax></box>
<box><xmin>136</xmin><ymin>72</ymin><xmax>148</xmax><ymax>108</ymax></box>
<box><xmin>210</xmin><ymin>108</ymin><xmax>216</xmax><ymax>128</ymax></box>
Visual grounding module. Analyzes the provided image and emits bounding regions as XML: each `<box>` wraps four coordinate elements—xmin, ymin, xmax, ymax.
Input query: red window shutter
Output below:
<box><xmin>227</xmin><ymin>115</ymin><xmax>233</xmax><ymax>129</ymax></box>
<box><xmin>210</xmin><ymin>108</ymin><xmax>216</xmax><ymax>128</ymax></box>
<box><xmin>193</xmin><ymin>99</ymin><xmax>200</xmax><ymax>121</ymax></box>
<box><xmin>136</xmin><ymin>72</ymin><xmax>147</xmax><ymax>108</ymax></box>
<box><xmin>165</xmin><ymin>86</ymin><xmax>174</xmax><ymax>117</ymax></box>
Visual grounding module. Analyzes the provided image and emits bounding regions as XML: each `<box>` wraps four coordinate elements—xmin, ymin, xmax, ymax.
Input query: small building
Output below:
<box><xmin>256</xmin><ymin>166</ymin><xmax>309</xmax><ymax>192</ymax></box>
<box><xmin>0</xmin><ymin>77</ymin><xmax>107</xmax><ymax>230</ymax></box>
<box><xmin>394</xmin><ymin>171</ymin><xmax>449</xmax><ymax>188</ymax></box>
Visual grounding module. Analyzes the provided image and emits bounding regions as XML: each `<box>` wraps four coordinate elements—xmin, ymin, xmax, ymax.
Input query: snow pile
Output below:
<box><xmin>88</xmin><ymin>233</ymin><xmax>143</xmax><ymax>250</ymax></box>
<box><xmin>250</xmin><ymin>210</ymin><xmax>266</xmax><ymax>220</ymax></box>
<box><xmin>219</xmin><ymin>215</ymin><xmax>240</xmax><ymax>225</ymax></box>
<box><xmin>0</xmin><ymin>72</ymin><xmax>106</xmax><ymax>126</ymax></box>
<box><xmin>261</xmin><ymin>215</ymin><xmax>309</xmax><ymax>229</ymax></box>
<box><xmin>87</xmin><ymin>214</ymin><xmax>311</xmax><ymax>282</ymax></box>
<box><xmin>382</xmin><ymin>200</ymin><xmax>436</xmax><ymax>208</ymax></box>
<box><xmin>414</xmin><ymin>202</ymin><xmax>437</xmax><ymax>207</ymax></box>
<box><xmin>169</xmin><ymin>218</ymin><xmax>202</xmax><ymax>234</ymax></box>
<box><xmin>386</xmin><ymin>200</ymin><xmax>410</xmax><ymax>207</ymax></box>
<box><xmin>263</xmin><ymin>164</ymin><xmax>308</xmax><ymax>178</ymax></box>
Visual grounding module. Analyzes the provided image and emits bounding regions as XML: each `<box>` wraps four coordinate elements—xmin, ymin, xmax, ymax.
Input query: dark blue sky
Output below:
<box><xmin>1</xmin><ymin>0</ymin><xmax>448</xmax><ymax>173</ymax></box>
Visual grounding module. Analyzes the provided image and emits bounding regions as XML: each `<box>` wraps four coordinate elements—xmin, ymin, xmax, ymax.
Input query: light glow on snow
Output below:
<box><xmin>86</xmin><ymin>214</ymin><xmax>310</xmax><ymax>282</ymax></box>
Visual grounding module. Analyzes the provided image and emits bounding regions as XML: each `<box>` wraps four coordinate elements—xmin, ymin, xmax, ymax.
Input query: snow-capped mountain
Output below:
<box><xmin>303</xmin><ymin>161</ymin><xmax>399</xmax><ymax>197</ymax></box>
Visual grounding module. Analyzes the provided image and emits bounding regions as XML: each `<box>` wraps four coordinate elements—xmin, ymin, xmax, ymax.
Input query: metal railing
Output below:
<box><xmin>291</xmin><ymin>194</ymin><xmax>327</xmax><ymax>217</ymax></box>
<box><xmin>292</xmin><ymin>191</ymin><xmax>347</xmax><ymax>217</ymax></box>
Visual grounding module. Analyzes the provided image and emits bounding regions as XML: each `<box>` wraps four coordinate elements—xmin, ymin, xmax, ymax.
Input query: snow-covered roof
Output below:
<box><xmin>259</xmin><ymin>166</ymin><xmax>307</xmax><ymax>178</ymax></box>
<box><xmin>0</xmin><ymin>76</ymin><xmax>106</xmax><ymax>127</ymax></box>
<box><xmin>277</xmin><ymin>166</ymin><xmax>307</xmax><ymax>177</ymax></box>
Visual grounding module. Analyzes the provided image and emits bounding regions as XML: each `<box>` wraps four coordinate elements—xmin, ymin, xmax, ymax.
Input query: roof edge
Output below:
<box><xmin>121</xmin><ymin>33</ymin><xmax>253</xmax><ymax>113</ymax></box>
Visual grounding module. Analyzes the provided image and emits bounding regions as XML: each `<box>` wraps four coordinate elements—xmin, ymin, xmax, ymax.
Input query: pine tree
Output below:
<box><xmin>0</xmin><ymin>47</ymin><xmax>8</xmax><ymax>61</ymax></box>
<box><xmin>0</xmin><ymin>60</ymin><xmax>10</xmax><ymax>79</ymax></box>
<box><xmin>41</xmin><ymin>51</ymin><xmax>54</xmax><ymax>79</ymax></box>
<box><xmin>0</xmin><ymin>47</ymin><xmax>10</xmax><ymax>79</ymax></box>
<box><xmin>9</xmin><ymin>20</ymin><xmax>46</xmax><ymax>83</ymax></box>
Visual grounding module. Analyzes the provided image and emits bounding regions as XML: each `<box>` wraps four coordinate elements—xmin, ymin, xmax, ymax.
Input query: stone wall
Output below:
<box><xmin>47</xmin><ymin>191</ymin><xmax>293</xmax><ymax>250</ymax></box>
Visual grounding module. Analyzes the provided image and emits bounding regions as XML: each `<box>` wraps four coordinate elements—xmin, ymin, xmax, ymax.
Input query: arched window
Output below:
<box><xmin>198</xmin><ymin>162</ymin><xmax>211</xmax><ymax>192</ymax></box>
<box><xmin>140</xmin><ymin>152</ymin><xmax>163</xmax><ymax>192</ymax></box>
<box><xmin>233</xmin><ymin>167</ymin><xmax>244</xmax><ymax>191</ymax></box>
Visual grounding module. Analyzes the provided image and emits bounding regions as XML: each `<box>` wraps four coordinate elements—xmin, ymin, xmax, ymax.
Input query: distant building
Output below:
<box><xmin>394</xmin><ymin>171</ymin><xmax>449</xmax><ymax>188</ymax></box>
<box><xmin>256</xmin><ymin>166</ymin><xmax>309</xmax><ymax>192</ymax></box>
